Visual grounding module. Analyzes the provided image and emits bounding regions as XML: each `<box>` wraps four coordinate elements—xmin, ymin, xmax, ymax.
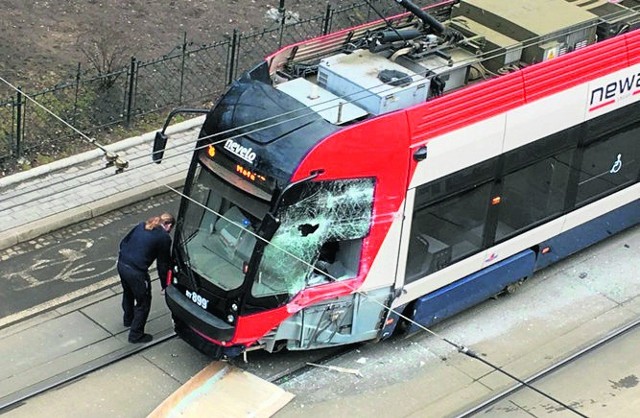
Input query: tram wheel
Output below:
<box><xmin>505</xmin><ymin>278</ymin><xmax>526</xmax><ymax>295</ymax></box>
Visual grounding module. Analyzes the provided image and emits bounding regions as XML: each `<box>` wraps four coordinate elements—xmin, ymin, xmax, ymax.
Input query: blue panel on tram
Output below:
<box><xmin>535</xmin><ymin>199</ymin><xmax>640</xmax><ymax>271</ymax></box>
<box><xmin>408</xmin><ymin>249</ymin><xmax>536</xmax><ymax>333</ymax></box>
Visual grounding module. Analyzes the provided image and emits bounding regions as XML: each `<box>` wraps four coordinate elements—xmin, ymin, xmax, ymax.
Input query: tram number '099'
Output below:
<box><xmin>185</xmin><ymin>290</ymin><xmax>209</xmax><ymax>310</ymax></box>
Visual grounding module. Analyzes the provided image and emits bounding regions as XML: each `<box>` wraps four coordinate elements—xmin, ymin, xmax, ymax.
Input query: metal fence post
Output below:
<box><xmin>278</xmin><ymin>0</ymin><xmax>286</xmax><ymax>49</ymax></box>
<box><xmin>179</xmin><ymin>32</ymin><xmax>187</xmax><ymax>104</ymax></box>
<box><xmin>323</xmin><ymin>3</ymin><xmax>333</xmax><ymax>35</ymax></box>
<box><xmin>227</xmin><ymin>29</ymin><xmax>238</xmax><ymax>85</ymax></box>
<box><xmin>125</xmin><ymin>57</ymin><xmax>137</xmax><ymax>127</ymax></box>
<box><xmin>15</xmin><ymin>86</ymin><xmax>22</xmax><ymax>158</ymax></box>
<box><xmin>73</xmin><ymin>63</ymin><xmax>81</xmax><ymax>125</ymax></box>
<box><xmin>366</xmin><ymin>0</ymin><xmax>372</xmax><ymax>21</ymax></box>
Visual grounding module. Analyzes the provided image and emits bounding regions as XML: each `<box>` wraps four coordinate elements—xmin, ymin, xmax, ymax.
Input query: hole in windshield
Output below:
<box><xmin>252</xmin><ymin>178</ymin><xmax>375</xmax><ymax>299</ymax></box>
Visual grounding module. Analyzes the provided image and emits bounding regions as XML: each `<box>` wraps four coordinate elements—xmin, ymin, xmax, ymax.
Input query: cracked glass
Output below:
<box><xmin>252</xmin><ymin>178</ymin><xmax>375</xmax><ymax>298</ymax></box>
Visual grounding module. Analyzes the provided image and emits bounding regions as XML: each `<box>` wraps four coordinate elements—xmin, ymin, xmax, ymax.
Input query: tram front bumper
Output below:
<box><xmin>165</xmin><ymin>285</ymin><xmax>235</xmax><ymax>342</ymax></box>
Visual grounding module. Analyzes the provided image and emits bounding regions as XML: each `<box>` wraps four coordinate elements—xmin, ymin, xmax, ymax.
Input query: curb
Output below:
<box><xmin>0</xmin><ymin>172</ymin><xmax>187</xmax><ymax>251</ymax></box>
<box><xmin>0</xmin><ymin>116</ymin><xmax>204</xmax><ymax>189</ymax></box>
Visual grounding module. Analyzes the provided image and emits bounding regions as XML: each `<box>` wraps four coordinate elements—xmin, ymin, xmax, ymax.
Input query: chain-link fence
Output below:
<box><xmin>0</xmin><ymin>0</ymin><xmax>450</xmax><ymax>170</ymax></box>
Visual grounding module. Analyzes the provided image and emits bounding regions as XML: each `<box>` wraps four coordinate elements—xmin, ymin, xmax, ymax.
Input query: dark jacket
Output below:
<box><xmin>118</xmin><ymin>222</ymin><xmax>172</xmax><ymax>287</ymax></box>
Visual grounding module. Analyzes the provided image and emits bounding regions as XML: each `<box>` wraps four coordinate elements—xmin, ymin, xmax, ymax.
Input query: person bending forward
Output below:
<box><xmin>117</xmin><ymin>212</ymin><xmax>174</xmax><ymax>343</ymax></box>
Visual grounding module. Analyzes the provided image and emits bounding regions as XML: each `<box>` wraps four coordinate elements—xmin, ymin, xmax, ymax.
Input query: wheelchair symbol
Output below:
<box><xmin>610</xmin><ymin>154</ymin><xmax>622</xmax><ymax>174</ymax></box>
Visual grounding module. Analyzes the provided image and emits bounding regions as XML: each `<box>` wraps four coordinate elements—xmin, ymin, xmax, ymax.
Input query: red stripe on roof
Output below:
<box><xmin>626</xmin><ymin>30</ymin><xmax>640</xmax><ymax>65</ymax></box>
<box><xmin>522</xmin><ymin>36</ymin><xmax>629</xmax><ymax>102</ymax></box>
<box><xmin>407</xmin><ymin>29</ymin><xmax>640</xmax><ymax>144</ymax></box>
<box><xmin>406</xmin><ymin>71</ymin><xmax>524</xmax><ymax>141</ymax></box>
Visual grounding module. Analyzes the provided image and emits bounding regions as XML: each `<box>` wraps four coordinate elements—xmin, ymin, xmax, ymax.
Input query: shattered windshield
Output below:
<box><xmin>252</xmin><ymin>178</ymin><xmax>375</xmax><ymax>298</ymax></box>
<box><xmin>179</xmin><ymin>165</ymin><xmax>270</xmax><ymax>291</ymax></box>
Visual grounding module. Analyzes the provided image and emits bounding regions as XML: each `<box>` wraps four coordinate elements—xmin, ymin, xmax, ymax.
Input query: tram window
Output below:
<box><xmin>179</xmin><ymin>167</ymin><xmax>268</xmax><ymax>291</ymax></box>
<box><xmin>503</xmin><ymin>130</ymin><xmax>576</xmax><ymax>173</ymax></box>
<box><xmin>253</xmin><ymin>178</ymin><xmax>375</xmax><ymax>298</ymax></box>
<box><xmin>575</xmin><ymin>124</ymin><xmax>640</xmax><ymax>206</ymax></box>
<box><xmin>415</xmin><ymin>158</ymin><xmax>497</xmax><ymax>206</ymax></box>
<box><xmin>182</xmin><ymin>181</ymin><xmax>212</xmax><ymax>237</ymax></box>
<box><xmin>584</xmin><ymin>101</ymin><xmax>640</xmax><ymax>142</ymax></box>
<box><xmin>406</xmin><ymin>182</ymin><xmax>492</xmax><ymax>282</ymax></box>
<box><xmin>496</xmin><ymin>150</ymin><xmax>573</xmax><ymax>241</ymax></box>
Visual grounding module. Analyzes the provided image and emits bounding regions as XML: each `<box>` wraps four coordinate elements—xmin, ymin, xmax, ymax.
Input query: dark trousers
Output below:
<box><xmin>117</xmin><ymin>262</ymin><xmax>152</xmax><ymax>341</ymax></box>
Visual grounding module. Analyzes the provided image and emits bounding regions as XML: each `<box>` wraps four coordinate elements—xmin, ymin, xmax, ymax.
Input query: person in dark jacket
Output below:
<box><xmin>117</xmin><ymin>212</ymin><xmax>174</xmax><ymax>343</ymax></box>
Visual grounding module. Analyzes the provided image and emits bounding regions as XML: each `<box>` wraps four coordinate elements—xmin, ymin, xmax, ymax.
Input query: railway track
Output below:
<box><xmin>4</xmin><ymin>290</ymin><xmax>640</xmax><ymax>417</ymax></box>
<box><xmin>0</xmin><ymin>303</ymin><xmax>353</xmax><ymax>416</ymax></box>
<box><xmin>2</xmin><ymin>215</ymin><xmax>639</xmax><ymax>417</ymax></box>
<box><xmin>0</xmin><ymin>330</ymin><xmax>177</xmax><ymax>412</ymax></box>
<box><xmin>456</xmin><ymin>317</ymin><xmax>640</xmax><ymax>417</ymax></box>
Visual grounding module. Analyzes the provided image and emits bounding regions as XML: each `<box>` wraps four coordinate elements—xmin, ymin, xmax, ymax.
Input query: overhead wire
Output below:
<box><xmin>0</xmin><ymin>103</ymin><xmax>590</xmax><ymax>414</ymax></box>
<box><xmin>1</xmin><ymin>5</ymin><xmax>634</xmax><ymax>414</ymax></box>
<box><xmin>159</xmin><ymin>180</ymin><xmax>588</xmax><ymax>417</ymax></box>
<box><xmin>0</xmin><ymin>75</ymin><xmax>129</xmax><ymax>170</ymax></box>
<box><xmin>0</xmin><ymin>4</ymin><xmax>620</xmax><ymax>207</ymax></box>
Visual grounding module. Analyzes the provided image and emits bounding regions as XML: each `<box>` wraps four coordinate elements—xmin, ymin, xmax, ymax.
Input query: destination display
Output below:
<box><xmin>200</xmin><ymin>144</ymin><xmax>275</xmax><ymax>194</ymax></box>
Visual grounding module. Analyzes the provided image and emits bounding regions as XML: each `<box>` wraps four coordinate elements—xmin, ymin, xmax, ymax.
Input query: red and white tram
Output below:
<box><xmin>154</xmin><ymin>0</ymin><xmax>640</xmax><ymax>358</ymax></box>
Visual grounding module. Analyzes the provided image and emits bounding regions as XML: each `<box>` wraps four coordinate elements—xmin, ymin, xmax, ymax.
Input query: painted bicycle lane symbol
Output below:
<box><xmin>6</xmin><ymin>238</ymin><xmax>117</xmax><ymax>291</ymax></box>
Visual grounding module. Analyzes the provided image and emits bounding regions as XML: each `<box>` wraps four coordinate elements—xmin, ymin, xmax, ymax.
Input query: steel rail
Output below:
<box><xmin>267</xmin><ymin>345</ymin><xmax>360</xmax><ymax>384</ymax></box>
<box><xmin>0</xmin><ymin>325</ymin><xmax>356</xmax><ymax>412</ymax></box>
<box><xmin>454</xmin><ymin>316</ymin><xmax>640</xmax><ymax>417</ymax></box>
<box><xmin>0</xmin><ymin>331</ymin><xmax>176</xmax><ymax>413</ymax></box>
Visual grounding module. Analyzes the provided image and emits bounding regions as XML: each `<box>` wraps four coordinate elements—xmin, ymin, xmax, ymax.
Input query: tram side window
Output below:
<box><xmin>406</xmin><ymin>182</ymin><xmax>492</xmax><ymax>282</ymax></box>
<box><xmin>575</xmin><ymin>124</ymin><xmax>640</xmax><ymax>206</ymax></box>
<box><xmin>496</xmin><ymin>150</ymin><xmax>573</xmax><ymax>241</ymax></box>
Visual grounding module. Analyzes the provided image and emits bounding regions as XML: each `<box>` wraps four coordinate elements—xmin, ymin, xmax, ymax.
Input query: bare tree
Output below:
<box><xmin>76</xmin><ymin>24</ymin><xmax>133</xmax><ymax>89</ymax></box>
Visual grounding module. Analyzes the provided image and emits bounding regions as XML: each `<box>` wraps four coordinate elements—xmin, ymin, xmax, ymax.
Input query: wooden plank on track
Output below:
<box><xmin>147</xmin><ymin>362</ymin><xmax>294</xmax><ymax>418</ymax></box>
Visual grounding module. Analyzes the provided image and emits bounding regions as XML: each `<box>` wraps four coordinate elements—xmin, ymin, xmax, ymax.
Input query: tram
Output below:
<box><xmin>153</xmin><ymin>0</ymin><xmax>640</xmax><ymax>358</ymax></box>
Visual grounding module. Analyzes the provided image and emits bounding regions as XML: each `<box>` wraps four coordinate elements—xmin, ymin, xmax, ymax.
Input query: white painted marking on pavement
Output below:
<box><xmin>0</xmin><ymin>276</ymin><xmax>120</xmax><ymax>328</ymax></box>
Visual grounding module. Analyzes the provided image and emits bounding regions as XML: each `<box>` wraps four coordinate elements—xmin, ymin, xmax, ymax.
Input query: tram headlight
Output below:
<box><xmin>231</xmin><ymin>303</ymin><xmax>238</xmax><ymax>312</ymax></box>
<box><xmin>227</xmin><ymin>314</ymin><xmax>235</xmax><ymax>323</ymax></box>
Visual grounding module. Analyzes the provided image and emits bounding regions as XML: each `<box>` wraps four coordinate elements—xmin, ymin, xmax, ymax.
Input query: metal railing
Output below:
<box><xmin>0</xmin><ymin>0</ymin><xmax>444</xmax><ymax>170</ymax></box>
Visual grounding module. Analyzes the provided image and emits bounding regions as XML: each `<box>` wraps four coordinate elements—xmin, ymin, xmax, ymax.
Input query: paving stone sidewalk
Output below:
<box><xmin>0</xmin><ymin>117</ymin><xmax>205</xmax><ymax>251</ymax></box>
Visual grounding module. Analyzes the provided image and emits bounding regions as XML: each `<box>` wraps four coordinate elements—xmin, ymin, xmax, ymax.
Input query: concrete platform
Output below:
<box><xmin>0</xmin><ymin>278</ymin><xmax>174</xmax><ymax>408</ymax></box>
<box><xmin>0</xmin><ymin>116</ymin><xmax>205</xmax><ymax>251</ymax></box>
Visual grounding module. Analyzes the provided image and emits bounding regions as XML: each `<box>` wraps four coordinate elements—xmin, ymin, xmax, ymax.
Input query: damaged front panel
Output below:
<box><xmin>260</xmin><ymin>287</ymin><xmax>392</xmax><ymax>352</ymax></box>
